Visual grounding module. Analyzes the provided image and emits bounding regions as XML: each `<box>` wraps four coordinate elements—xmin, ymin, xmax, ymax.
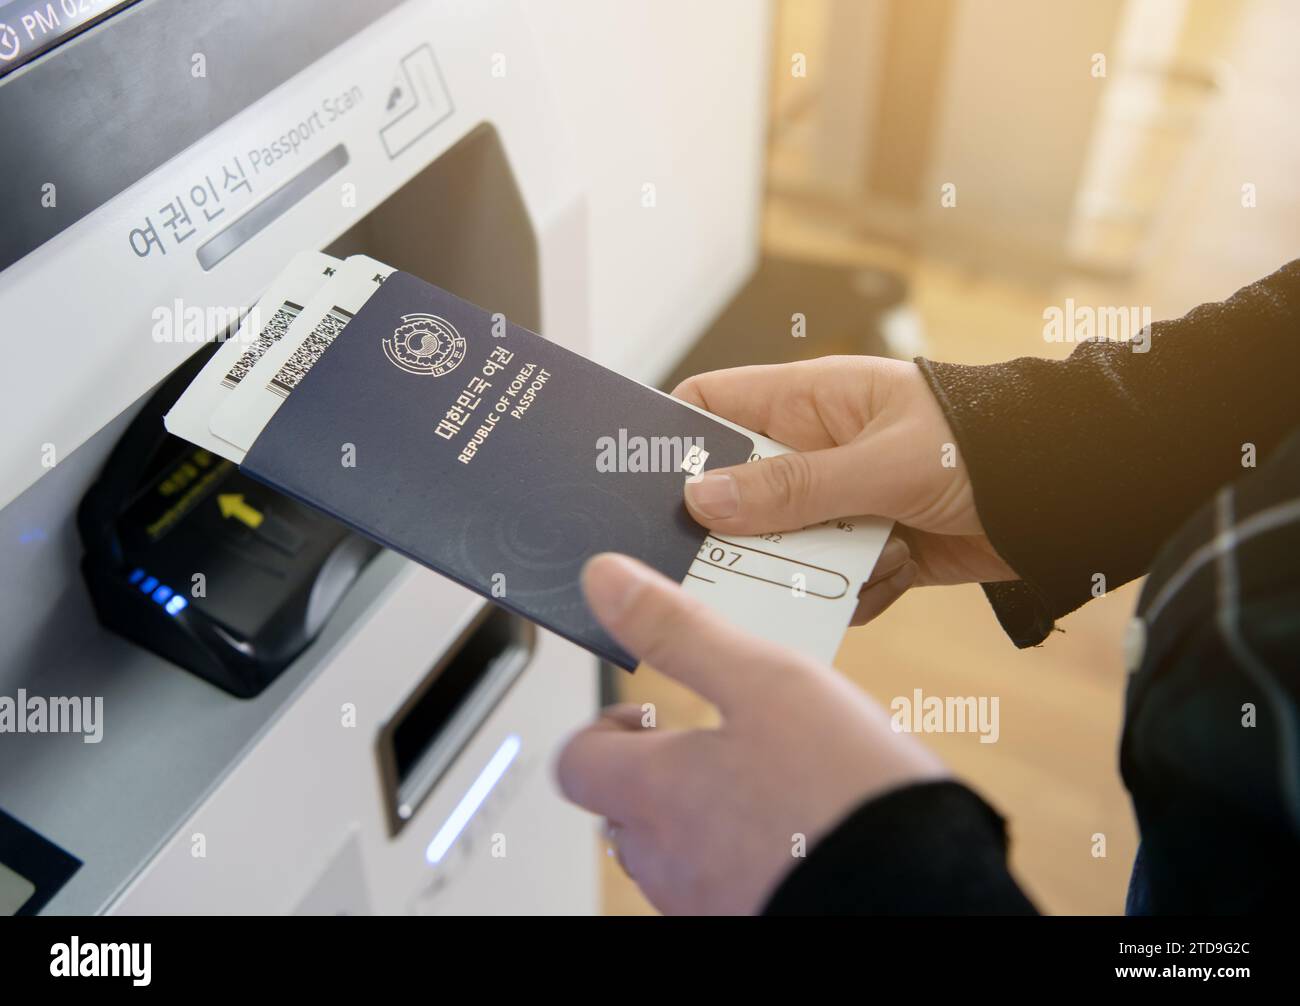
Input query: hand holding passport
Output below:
<box><xmin>166</xmin><ymin>252</ymin><xmax>892</xmax><ymax>669</ymax></box>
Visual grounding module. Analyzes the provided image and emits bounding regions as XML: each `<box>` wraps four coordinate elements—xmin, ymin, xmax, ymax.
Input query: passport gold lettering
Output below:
<box><xmin>453</xmin><ymin>365</ymin><xmax>551</xmax><ymax>464</ymax></box>
<box><xmin>457</xmin><ymin>413</ymin><xmax>499</xmax><ymax>464</ymax></box>
<box><xmin>510</xmin><ymin>368</ymin><xmax>550</xmax><ymax>419</ymax></box>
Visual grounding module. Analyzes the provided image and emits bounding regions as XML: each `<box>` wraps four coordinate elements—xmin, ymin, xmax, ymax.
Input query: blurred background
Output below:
<box><xmin>608</xmin><ymin>0</ymin><xmax>1300</xmax><ymax>914</ymax></box>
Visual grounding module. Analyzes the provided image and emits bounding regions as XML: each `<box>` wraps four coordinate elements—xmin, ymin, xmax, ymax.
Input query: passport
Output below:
<box><xmin>169</xmin><ymin>257</ymin><xmax>894</xmax><ymax>671</ymax></box>
<box><xmin>229</xmin><ymin>270</ymin><xmax>755</xmax><ymax>669</ymax></box>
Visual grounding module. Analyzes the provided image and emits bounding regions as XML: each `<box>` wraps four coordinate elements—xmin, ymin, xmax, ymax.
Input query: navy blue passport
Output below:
<box><xmin>241</xmin><ymin>270</ymin><xmax>754</xmax><ymax>669</ymax></box>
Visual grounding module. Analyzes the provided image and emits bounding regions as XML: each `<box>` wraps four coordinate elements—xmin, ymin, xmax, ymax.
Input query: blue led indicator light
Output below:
<box><xmin>140</xmin><ymin>576</ymin><xmax>159</xmax><ymax>594</ymax></box>
<box><xmin>128</xmin><ymin>568</ymin><xmax>145</xmax><ymax>585</ymax></box>
<box><xmin>152</xmin><ymin>585</ymin><xmax>174</xmax><ymax>604</ymax></box>
<box><xmin>165</xmin><ymin>595</ymin><xmax>188</xmax><ymax>616</ymax></box>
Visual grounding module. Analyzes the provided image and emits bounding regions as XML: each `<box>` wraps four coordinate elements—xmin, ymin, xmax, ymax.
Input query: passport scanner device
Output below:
<box><xmin>77</xmin><ymin>342</ymin><xmax>382</xmax><ymax>699</ymax></box>
<box><xmin>0</xmin><ymin>0</ymin><xmax>769</xmax><ymax>914</ymax></box>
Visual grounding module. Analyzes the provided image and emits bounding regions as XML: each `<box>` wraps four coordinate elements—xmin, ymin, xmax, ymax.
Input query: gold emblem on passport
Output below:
<box><xmin>383</xmin><ymin>312</ymin><xmax>467</xmax><ymax>377</ymax></box>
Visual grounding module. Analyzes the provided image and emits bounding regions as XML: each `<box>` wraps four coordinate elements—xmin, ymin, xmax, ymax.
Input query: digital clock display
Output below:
<box><xmin>0</xmin><ymin>0</ymin><xmax>138</xmax><ymax>80</ymax></box>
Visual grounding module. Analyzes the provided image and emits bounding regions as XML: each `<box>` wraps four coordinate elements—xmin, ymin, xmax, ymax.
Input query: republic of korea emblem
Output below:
<box><xmin>383</xmin><ymin>312</ymin><xmax>467</xmax><ymax>377</ymax></box>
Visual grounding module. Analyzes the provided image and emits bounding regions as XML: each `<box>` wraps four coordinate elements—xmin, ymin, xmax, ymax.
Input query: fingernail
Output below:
<box><xmin>582</xmin><ymin>553</ymin><xmax>648</xmax><ymax>624</ymax></box>
<box><xmin>684</xmin><ymin>472</ymin><xmax>739</xmax><ymax>519</ymax></box>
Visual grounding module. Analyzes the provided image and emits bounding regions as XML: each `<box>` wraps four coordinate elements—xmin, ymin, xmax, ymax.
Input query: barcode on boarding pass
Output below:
<box><xmin>222</xmin><ymin>300</ymin><xmax>303</xmax><ymax>389</ymax></box>
<box><xmin>268</xmin><ymin>306</ymin><xmax>354</xmax><ymax>399</ymax></box>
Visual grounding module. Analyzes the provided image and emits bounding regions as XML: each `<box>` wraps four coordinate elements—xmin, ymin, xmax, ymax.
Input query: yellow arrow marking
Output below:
<box><xmin>217</xmin><ymin>493</ymin><xmax>263</xmax><ymax>529</ymax></box>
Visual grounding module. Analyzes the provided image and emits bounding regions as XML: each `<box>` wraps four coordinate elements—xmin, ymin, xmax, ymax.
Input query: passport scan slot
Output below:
<box><xmin>77</xmin><ymin>344</ymin><xmax>381</xmax><ymax>698</ymax></box>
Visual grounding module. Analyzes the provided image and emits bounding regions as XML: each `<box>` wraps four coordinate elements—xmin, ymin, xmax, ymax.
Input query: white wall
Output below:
<box><xmin>921</xmin><ymin>0</ymin><xmax>1124</xmax><ymax>275</ymax></box>
<box><xmin>521</xmin><ymin>0</ymin><xmax>772</xmax><ymax>383</ymax></box>
<box><xmin>1138</xmin><ymin>0</ymin><xmax>1300</xmax><ymax>314</ymax></box>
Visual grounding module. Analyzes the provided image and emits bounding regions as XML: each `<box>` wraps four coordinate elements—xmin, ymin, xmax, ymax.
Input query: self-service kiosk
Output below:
<box><xmin>0</xmin><ymin>0</ymin><xmax>769</xmax><ymax>914</ymax></box>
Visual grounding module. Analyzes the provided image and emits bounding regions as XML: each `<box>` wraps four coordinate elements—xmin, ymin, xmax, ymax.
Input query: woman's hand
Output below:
<box><xmin>674</xmin><ymin>357</ymin><xmax>1017</xmax><ymax>623</ymax></box>
<box><xmin>556</xmin><ymin>552</ymin><xmax>946</xmax><ymax>915</ymax></box>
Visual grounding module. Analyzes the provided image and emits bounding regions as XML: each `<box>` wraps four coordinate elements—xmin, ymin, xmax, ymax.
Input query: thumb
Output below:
<box><xmin>582</xmin><ymin>552</ymin><xmax>770</xmax><ymax>712</ymax></box>
<box><xmin>684</xmin><ymin>445</ymin><xmax>872</xmax><ymax>535</ymax></box>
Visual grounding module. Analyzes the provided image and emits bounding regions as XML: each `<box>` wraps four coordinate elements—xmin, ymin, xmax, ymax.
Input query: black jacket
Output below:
<box><xmin>765</xmin><ymin>259</ymin><xmax>1300</xmax><ymax>915</ymax></box>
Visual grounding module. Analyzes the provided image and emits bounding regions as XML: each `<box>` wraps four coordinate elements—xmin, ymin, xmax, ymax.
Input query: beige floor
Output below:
<box><xmin>602</xmin><ymin>197</ymin><xmax>1144</xmax><ymax>915</ymax></box>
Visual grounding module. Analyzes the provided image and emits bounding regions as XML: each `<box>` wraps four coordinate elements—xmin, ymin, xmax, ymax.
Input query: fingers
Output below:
<box><xmin>672</xmin><ymin>363</ymin><xmax>835</xmax><ymax>448</ymax></box>
<box><xmin>555</xmin><ymin>709</ymin><xmax>652</xmax><ymax>821</ymax></box>
<box><xmin>598</xmin><ymin>702</ymin><xmax>650</xmax><ymax>730</ymax></box>
<box><xmin>684</xmin><ymin>445</ymin><xmax>871</xmax><ymax>534</ymax></box>
<box><xmin>565</xmin><ymin>551</ymin><xmax>805</xmax><ymax>823</ymax></box>
<box><xmin>844</xmin><ymin>534</ymin><xmax>914</xmax><ymax>627</ymax></box>
<box><xmin>850</xmin><ymin>561</ymin><xmax>918</xmax><ymax>625</ymax></box>
<box><xmin>676</xmin><ymin>357</ymin><xmax>984</xmax><ymax>539</ymax></box>
<box><xmin>896</xmin><ymin>528</ymin><xmax>1019</xmax><ymax>586</ymax></box>
<box><xmin>868</xmin><ymin>533</ymin><xmax>911</xmax><ymax>582</ymax></box>
<box><xmin>672</xmin><ymin>359</ymin><xmax>879</xmax><ymax>451</ymax></box>
<box><xmin>581</xmin><ymin>552</ymin><xmax>774</xmax><ymax>711</ymax></box>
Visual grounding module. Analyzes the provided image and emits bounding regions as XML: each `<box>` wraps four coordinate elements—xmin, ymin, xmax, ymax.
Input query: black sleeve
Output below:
<box><xmin>915</xmin><ymin>258</ymin><xmax>1300</xmax><ymax>647</ymax></box>
<box><xmin>763</xmin><ymin>781</ymin><xmax>1037</xmax><ymax>915</ymax></box>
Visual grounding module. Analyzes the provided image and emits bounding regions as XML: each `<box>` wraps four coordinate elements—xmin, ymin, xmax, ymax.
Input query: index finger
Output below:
<box><xmin>583</xmin><ymin>553</ymin><xmax>779</xmax><ymax>713</ymax></box>
<box><xmin>671</xmin><ymin>361</ymin><xmax>841</xmax><ymax>450</ymax></box>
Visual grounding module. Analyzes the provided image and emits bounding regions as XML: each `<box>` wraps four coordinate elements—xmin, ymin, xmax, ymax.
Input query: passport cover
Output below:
<box><xmin>240</xmin><ymin>270</ymin><xmax>755</xmax><ymax>669</ymax></box>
